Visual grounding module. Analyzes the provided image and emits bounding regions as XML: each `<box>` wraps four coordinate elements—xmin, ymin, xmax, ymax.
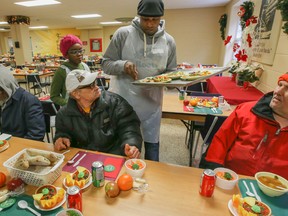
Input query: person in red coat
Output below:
<box><xmin>201</xmin><ymin>73</ymin><xmax>288</xmax><ymax>179</ymax></box>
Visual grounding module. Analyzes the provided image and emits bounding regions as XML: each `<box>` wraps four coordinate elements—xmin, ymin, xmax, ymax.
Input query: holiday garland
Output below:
<box><xmin>218</xmin><ymin>14</ymin><xmax>227</xmax><ymax>40</ymax></box>
<box><xmin>5</xmin><ymin>15</ymin><xmax>30</xmax><ymax>25</ymax></box>
<box><xmin>277</xmin><ymin>0</ymin><xmax>288</xmax><ymax>35</ymax></box>
<box><xmin>238</xmin><ymin>1</ymin><xmax>255</xmax><ymax>30</ymax></box>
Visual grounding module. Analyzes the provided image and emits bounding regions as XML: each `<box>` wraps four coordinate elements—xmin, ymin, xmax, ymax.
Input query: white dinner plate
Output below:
<box><xmin>34</xmin><ymin>187</ymin><xmax>66</xmax><ymax>211</ymax></box>
<box><xmin>228</xmin><ymin>199</ymin><xmax>238</xmax><ymax>216</ymax></box>
<box><xmin>63</xmin><ymin>176</ymin><xmax>92</xmax><ymax>190</ymax></box>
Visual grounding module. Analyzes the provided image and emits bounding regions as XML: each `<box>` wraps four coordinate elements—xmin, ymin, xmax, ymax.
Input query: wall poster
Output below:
<box><xmin>252</xmin><ymin>0</ymin><xmax>282</xmax><ymax>65</ymax></box>
<box><xmin>90</xmin><ymin>38</ymin><xmax>102</xmax><ymax>52</ymax></box>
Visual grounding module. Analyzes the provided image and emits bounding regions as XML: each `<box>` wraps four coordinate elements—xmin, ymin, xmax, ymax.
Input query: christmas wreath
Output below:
<box><xmin>219</xmin><ymin>14</ymin><xmax>227</xmax><ymax>40</ymax></box>
<box><xmin>5</xmin><ymin>15</ymin><xmax>30</xmax><ymax>25</ymax></box>
<box><xmin>277</xmin><ymin>0</ymin><xmax>288</xmax><ymax>34</ymax></box>
<box><xmin>238</xmin><ymin>1</ymin><xmax>255</xmax><ymax>30</ymax></box>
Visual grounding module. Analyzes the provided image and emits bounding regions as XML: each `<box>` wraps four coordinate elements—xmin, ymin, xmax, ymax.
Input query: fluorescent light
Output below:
<box><xmin>15</xmin><ymin>0</ymin><xmax>61</xmax><ymax>7</ymax></box>
<box><xmin>0</xmin><ymin>28</ymin><xmax>6</xmax><ymax>30</ymax></box>
<box><xmin>0</xmin><ymin>21</ymin><xmax>8</xmax><ymax>25</ymax></box>
<box><xmin>100</xmin><ymin>21</ymin><xmax>122</xmax><ymax>25</ymax></box>
<box><xmin>71</xmin><ymin>14</ymin><xmax>102</xmax><ymax>19</ymax></box>
<box><xmin>29</xmin><ymin>26</ymin><xmax>48</xmax><ymax>29</ymax></box>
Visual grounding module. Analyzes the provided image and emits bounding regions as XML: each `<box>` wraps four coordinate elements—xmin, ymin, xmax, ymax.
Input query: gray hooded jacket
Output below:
<box><xmin>0</xmin><ymin>65</ymin><xmax>45</xmax><ymax>141</ymax></box>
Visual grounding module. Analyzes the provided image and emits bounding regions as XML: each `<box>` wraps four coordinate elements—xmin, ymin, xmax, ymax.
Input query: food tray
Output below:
<box><xmin>3</xmin><ymin>148</ymin><xmax>64</xmax><ymax>186</ymax></box>
<box><xmin>132</xmin><ymin>66</ymin><xmax>229</xmax><ymax>87</ymax></box>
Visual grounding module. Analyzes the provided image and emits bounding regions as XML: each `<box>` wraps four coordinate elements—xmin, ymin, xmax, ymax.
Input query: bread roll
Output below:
<box><xmin>26</xmin><ymin>148</ymin><xmax>58</xmax><ymax>162</ymax></box>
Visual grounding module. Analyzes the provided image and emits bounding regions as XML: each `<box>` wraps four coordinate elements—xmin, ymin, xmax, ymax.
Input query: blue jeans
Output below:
<box><xmin>144</xmin><ymin>142</ymin><xmax>159</xmax><ymax>161</ymax></box>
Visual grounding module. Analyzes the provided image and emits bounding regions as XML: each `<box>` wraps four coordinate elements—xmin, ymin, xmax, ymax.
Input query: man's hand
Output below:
<box><xmin>124</xmin><ymin>144</ymin><xmax>141</xmax><ymax>159</ymax></box>
<box><xmin>124</xmin><ymin>61</ymin><xmax>138</xmax><ymax>80</ymax></box>
<box><xmin>54</xmin><ymin>137</ymin><xmax>71</xmax><ymax>151</ymax></box>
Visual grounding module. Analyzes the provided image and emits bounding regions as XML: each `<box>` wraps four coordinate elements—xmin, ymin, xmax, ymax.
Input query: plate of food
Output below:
<box><xmin>180</xmin><ymin>75</ymin><xmax>202</xmax><ymax>81</ymax></box>
<box><xmin>165</xmin><ymin>71</ymin><xmax>184</xmax><ymax>80</ymax></box>
<box><xmin>63</xmin><ymin>166</ymin><xmax>92</xmax><ymax>190</ymax></box>
<box><xmin>0</xmin><ymin>140</ymin><xmax>9</xmax><ymax>153</ymax></box>
<box><xmin>140</xmin><ymin>75</ymin><xmax>172</xmax><ymax>83</ymax></box>
<box><xmin>229</xmin><ymin>194</ymin><xmax>272</xmax><ymax>216</ymax></box>
<box><xmin>33</xmin><ymin>185</ymin><xmax>66</xmax><ymax>211</ymax></box>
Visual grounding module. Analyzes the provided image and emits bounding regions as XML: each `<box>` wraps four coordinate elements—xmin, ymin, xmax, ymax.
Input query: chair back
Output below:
<box><xmin>200</xmin><ymin>114</ymin><xmax>227</xmax><ymax>145</ymax></box>
<box><xmin>185</xmin><ymin>82</ymin><xmax>207</xmax><ymax>93</ymax></box>
<box><xmin>41</xmin><ymin>100</ymin><xmax>60</xmax><ymax>116</ymax></box>
<box><xmin>27</xmin><ymin>74</ymin><xmax>40</xmax><ymax>83</ymax></box>
<box><xmin>96</xmin><ymin>77</ymin><xmax>109</xmax><ymax>91</ymax></box>
<box><xmin>188</xmin><ymin>92</ymin><xmax>221</xmax><ymax>98</ymax></box>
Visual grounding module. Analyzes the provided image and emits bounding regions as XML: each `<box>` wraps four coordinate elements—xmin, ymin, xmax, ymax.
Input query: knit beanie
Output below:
<box><xmin>278</xmin><ymin>73</ymin><xmax>288</xmax><ymax>84</ymax></box>
<box><xmin>60</xmin><ymin>34</ymin><xmax>82</xmax><ymax>58</ymax></box>
<box><xmin>137</xmin><ymin>0</ymin><xmax>164</xmax><ymax>17</ymax></box>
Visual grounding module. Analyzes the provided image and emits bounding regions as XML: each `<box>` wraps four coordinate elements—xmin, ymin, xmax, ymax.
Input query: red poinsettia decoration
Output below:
<box><xmin>233</xmin><ymin>43</ymin><xmax>240</xmax><ymax>52</ymax></box>
<box><xmin>235</xmin><ymin>49</ymin><xmax>248</xmax><ymax>62</ymax></box>
<box><xmin>224</xmin><ymin>35</ymin><xmax>232</xmax><ymax>45</ymax></box>
<box><xmin>246</xmin><ymin>34</ymin><xmax>252</xmax><ymax>47</ymax></box>
<box><xmin>246</xmin><ymin>16</ymin><xmax>258</xmax><ymax>27</ymax></box>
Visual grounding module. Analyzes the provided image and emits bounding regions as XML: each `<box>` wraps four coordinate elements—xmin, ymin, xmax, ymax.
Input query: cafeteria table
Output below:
<box><xmin>206</xmin><ymin>76</ymin><xmax>264</xmax><ymax>105</ymax></box>
<box><xmin>0</xmin><ymin>137</ymin><xmax>240</xmax><ymax>216</ymax></box>
<box><xmin>162</xmin><ymin>91</ymin><xmax>235</xmax><ymax>166</ymax></box>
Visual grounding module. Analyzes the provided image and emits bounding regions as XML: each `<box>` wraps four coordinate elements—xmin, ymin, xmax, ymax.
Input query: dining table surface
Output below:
<box><xmin>0</xmin><ymin>137</ymin><xmax>242</xmax><ymax>216</ymax></box>
<box><xmin>206</xmin><ymin>76</ymin><xmax>264</xmax><ymax>105</ymax></box>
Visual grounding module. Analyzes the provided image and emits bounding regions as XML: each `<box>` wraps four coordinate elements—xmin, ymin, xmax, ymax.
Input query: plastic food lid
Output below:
<box><xmin>104</xmin><ymin>165</ymin><xmax>115</xmax><ymax>172</ymax></box>
<box><xmin>0</xmin><ymin>198</ymin><xmax>16</xmax><ymax>209</ymax></box>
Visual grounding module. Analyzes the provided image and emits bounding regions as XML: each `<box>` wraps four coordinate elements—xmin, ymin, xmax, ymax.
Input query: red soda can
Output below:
<box><xmin>199</xmin><ymin>169</ymin><xmax>216</xmax><ymax>197</ymax></box>
<box><xmin>67</xmin><ymin>186</ymin><xmax>82</xmax><ymax>212</ymax></box>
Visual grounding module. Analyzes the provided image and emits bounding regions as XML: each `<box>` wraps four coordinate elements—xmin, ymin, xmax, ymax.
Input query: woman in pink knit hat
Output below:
<box><xmin>50</xmin><ymin>34</ymin><xmax>90</xmax><ymax>106</ymax></box>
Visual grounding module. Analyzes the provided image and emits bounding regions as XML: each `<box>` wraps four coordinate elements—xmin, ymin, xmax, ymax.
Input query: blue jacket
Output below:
<box><xmin>1</xmin><ymin>87</ymin><xmax>45</xmax><ymax>141</ymax></box>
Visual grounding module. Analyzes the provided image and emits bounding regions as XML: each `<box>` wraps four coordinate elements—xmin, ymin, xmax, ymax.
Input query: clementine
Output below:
<box><xmin>189</xmin><ymin>99</ymin><xmax>198</xmax><ymax>107</ymax></box>
<box><xmin>117</xmin><ymin>174</ymin><xmax>133</xmax><ymax>191</ymax></box>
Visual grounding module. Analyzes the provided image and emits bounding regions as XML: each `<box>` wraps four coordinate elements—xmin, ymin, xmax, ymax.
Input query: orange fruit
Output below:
<box><xmin>189</xmin><ymin>99</ymin><xmax>198</xmax><ymax>107</ymax></box>
<box><xmin>117</xmin><ymin>174</ymin><xmax>133</xmax><ymax>191</ymax></box>
<box><xmin>211</xmin><ymin>97</ymin><xmax>218</xmax><ymax>103</ymax></box>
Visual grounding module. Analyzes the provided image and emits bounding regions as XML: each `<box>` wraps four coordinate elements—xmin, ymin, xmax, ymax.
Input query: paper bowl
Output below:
<box><xmin>214</xmin><ymin>167</ymin><xmax>238</xmax><ymax>190</ymax></box>
<box><xmin>124</xmin><ymin>159</ymin><xmax>146</xmax><ymax>178</ymax></box>
<box><xmin>56</xmin><ymin>208</ymin><xmax>83</xmax><ymax>216</ymax></box>
<box><xmin>255</xmin><ymin>172</ymin><xmax>288</xmax><ymax>197</ymax></box>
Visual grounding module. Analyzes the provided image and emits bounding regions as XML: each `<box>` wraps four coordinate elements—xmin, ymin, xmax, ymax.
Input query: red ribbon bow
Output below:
<box><xmin>233</xmin><ymin>43</ymin><xmax>240</xmax><ymax>52</ymax></box>
<box><xmin>246</xmin><ymin>34</ymin><xmax>252</xmax><ymax>47</ymax></box>
<box><xmin>246</xmin><ymin>16</ymin><xmax>258</xmax><ymax>27</ymax></box>
<box><xmin>224</xmin><ymin>35</ymin><xmax>232</xmax><ymax>45</ymax></box>
<box><xmin>235</xmin><ymin>49</ymin><xmax>248</xmax><ymax>62</ymax></box>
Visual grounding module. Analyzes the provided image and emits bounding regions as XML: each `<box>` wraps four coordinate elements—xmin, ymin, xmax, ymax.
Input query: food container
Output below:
<box><xmin>124</xmin><ymin>159</ymin><xmax>146</xmax><ymax>178</ymax></box>
<box><xmin>3</xmin><ymin>148</ymin><xmax>64</xmax><ymax>186</ymax></box>
<box><xmin>214</xmin><ymin>167</ymin><xmax>239</xmax><ymax>190</ymax></box>
<box><xmin>56</xmin><ymin>208</ymin><xmax>83</xmax><ymax>216</ymax></box>
<box><xmin>255</xmin><ymin>171</ymin><xmax>288</xmax><ymax>197</ymax></box>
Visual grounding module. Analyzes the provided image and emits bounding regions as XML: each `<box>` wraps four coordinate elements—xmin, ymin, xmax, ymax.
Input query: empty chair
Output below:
<box><xmin>96</xmin><ymin>77</ymin><xmax>109</xmax><ymax>91</ymax></box>
<box><xmin>27</xmin><ymin>74</ymin><xmax>50</xmax><ymax>95</ymax></box>
<box><xmin>193</xmin><ymin>114</ymin><xmax>227</xmax><ymax>167</ymax></box>
<box><xmin>185</xmin><ymin>82</ymin><xmax>207</xmax><ymax>93</ymax></box>
<box><xmin>41</xmin><ymin>100</ymin><xmax>60</xmax><ymax>143</ymax></box>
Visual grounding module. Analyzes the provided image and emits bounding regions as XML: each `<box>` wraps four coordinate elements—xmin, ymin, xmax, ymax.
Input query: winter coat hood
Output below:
<box><xmin>0</xmin><ymin>65</ymin><xmax>19</xmax><ymax>103</ymax></box>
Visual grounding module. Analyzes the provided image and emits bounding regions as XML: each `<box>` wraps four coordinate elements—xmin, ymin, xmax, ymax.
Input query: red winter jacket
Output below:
<box><xmin>205</xmin><ymin>92</ymin><xmax>288</xmax><ymax>179</ymax></box>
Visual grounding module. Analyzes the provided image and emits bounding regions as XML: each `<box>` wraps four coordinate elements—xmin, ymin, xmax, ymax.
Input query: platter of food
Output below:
<box><xmin>132</xmin><ymin>66</ymin><xmax>229</xmax><ymax>87</ymax></box>
<box><xmin>0</xmin><ymin>140</ymin><xmax>9</xmax><ymax>153</ymax></box>
<box><xmin>33</xmin><ymin>185</ymin><xmax>66</xmax><ymax>211</ymax></box>
<box><xmin>63</xmin><ymin>166</ymin><xmax>92</xmax><ymax>190</ymax></box>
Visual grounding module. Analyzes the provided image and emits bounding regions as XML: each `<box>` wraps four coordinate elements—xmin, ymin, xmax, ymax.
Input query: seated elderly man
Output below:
<box><xmin>0</xmin><ymin>65</ymin><xmax>45</xmax><ymax>141</ymax></box>
<box><xmin>201</xmin><ymin>73</ymin><xmax>288</xmax><ymax>179</ymax></box>
<box><xmin>54</xmin><ymin>69</ymin><xmax>143</xmax><ymax>158</ymax></box>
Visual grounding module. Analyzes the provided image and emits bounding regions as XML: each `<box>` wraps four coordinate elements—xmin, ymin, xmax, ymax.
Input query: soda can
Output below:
<box><xmin>67</xmin><ymin>186</ymin><xmax>82</xmax><ymax>212</ymax></box>
<box><xmin>199</xmin><ymin>169</ymin><xmax>216</xmax><ymax>197</ymax></box>
<box><xmin>218</xmin><ymin>96</ymin><xmax>224</xmax><ymax>104</ymax></box>
<box><xmin>92</xmin><ymin>161</ymin><xmax>105</xmax><ymax>187</ymax></box>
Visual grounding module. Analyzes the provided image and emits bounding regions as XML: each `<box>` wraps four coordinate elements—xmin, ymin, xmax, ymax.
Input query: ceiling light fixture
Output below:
<box><xmin>100</xmin><ymin>21</ymin><xmax>122</xmax><ymax>25</ymax></box>
<box><xmin>71</xmin><ymin>14</ymin><xmax>102</xmax><ymax>19</ymax></box>
<box><xmin>0</xmin><ymin>21</ymin><xmax>8</xmax><ymax>25</ymax></box>
<box><xmin>29</xmin><ymin>26</ymin><xmax>48</xmax><ymax>29</ymax></box>
<box><xmin>115</xmin><ymin>17</ymin><xmax>134</xmax><ymax>23</ymax></box>
<box><xmin>15</xmin><ymin>0</ymin><xmax>61</xmax><ymax>7</ymax></box>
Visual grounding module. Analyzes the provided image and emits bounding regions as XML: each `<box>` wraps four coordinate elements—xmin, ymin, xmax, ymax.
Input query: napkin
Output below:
<box><xmin>62</xmin><ymin>151</ymin><xmax>125</xmax><ymax>180</ymax></box>
<box><xmin>238</xmin><ymin>179</ymin><xmax>288</xmax><ymax>216</ymax></box>
<box><xmin>183</xmin><ymin>105</ymin><xmax>223</xmax><ymax>114</ymax></box>
<box><xmin>3</xmin><ymin>194</ymin><xmax>63</xmax><ymax>215</ymax></box>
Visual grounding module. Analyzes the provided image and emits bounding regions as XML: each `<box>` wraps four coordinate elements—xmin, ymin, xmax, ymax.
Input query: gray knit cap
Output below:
<box><xmin>137</xmin><ymin>0</ymin><xmax>164</xmax><ymax>17</ymax></box>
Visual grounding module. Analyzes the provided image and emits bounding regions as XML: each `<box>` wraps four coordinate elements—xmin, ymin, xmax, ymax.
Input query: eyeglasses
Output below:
<box><xmin>78</xmin><ymin>81</ymin><xmax>97</xmax><ymax>89</ymax></box>
<box><xmin>68</xmin><ymin>49</ymin><xmax>85</xmax><ymax>55</ymax></box>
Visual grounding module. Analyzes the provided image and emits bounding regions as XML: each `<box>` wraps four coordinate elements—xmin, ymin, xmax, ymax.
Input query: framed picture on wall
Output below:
<box><xmin>90</xmin><ymin>38</ymin><xmax>102</xmax><ymax>52</ymax></box>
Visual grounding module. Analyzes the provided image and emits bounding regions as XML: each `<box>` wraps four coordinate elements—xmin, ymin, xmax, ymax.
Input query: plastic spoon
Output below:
<box><xmin>67</xmin><ymin>153</ymin><xmax>79</xmax><ymax>164</ymax></box>
<box><xmin>18</xmin><ymin>200</ymin><xmax>41</xmax><ymax>216</ymax></box>
<box><xmin>243</xmin><ymin>180</ymin><xmax>255</xmax><ymax>197</ymax></box>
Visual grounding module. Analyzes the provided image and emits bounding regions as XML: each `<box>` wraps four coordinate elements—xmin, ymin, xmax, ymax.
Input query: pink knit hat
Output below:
<box><xmin>60</xmin><ymin>34</ymin><xmax>83</xmax><ymax>58</ymax></box>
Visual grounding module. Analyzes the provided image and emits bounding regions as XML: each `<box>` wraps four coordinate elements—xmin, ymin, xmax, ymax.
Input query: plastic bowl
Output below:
<box><xmin>214</xmin><ymin>167</ymin><xmax>239</xmax><ymax>190</ymax></box>
<box><xmin>255</xmin><ymin>172</ymin><xmax>288</xmax><ymax>197</ymax></box>
<box><xmin>124</xmin><ymin>159</ymin><xmax>146</xmax><ymax>178</ymax></box>
<box><xmin>56</xmin><ymin>208</ymin><xmax>83</xmax><ymax>216</ymax></box>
